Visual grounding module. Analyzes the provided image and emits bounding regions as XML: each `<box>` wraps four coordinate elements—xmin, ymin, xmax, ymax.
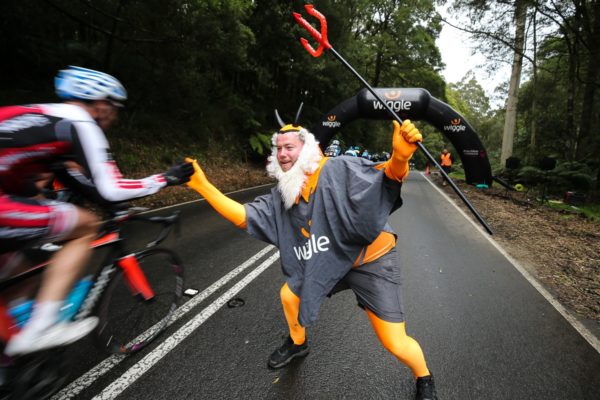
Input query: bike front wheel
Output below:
<box><xmin>95</xmin><ymin>248</ymin><xmax>183</xmax><ymax>354</ymax></box>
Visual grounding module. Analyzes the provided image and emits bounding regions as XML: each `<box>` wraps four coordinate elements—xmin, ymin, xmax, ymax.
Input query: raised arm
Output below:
<box><xmin>382</xmin><ymin>120</ymin><xmax>422</xmax><ymax>182</ymax></box>
<box><xmin>185</xmin><ymin>158</ymin><xmax>247</xmax><ymax>228</ymax></box>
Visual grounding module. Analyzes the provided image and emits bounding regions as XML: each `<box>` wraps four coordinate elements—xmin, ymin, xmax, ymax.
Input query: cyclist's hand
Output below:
<box><xmin>392</xmin><ymin>120</ymin><xmax>422</xmax><ymax>161</ymax></box>
<box><xmin>184</xmin><ymin>157</ymin><xmax>209</xmax><ymax>192</ymax></box>
<box><xmin>163</xmin><ymin>161</ymin><xmax>194</xmax><ymax>186</ymax></box>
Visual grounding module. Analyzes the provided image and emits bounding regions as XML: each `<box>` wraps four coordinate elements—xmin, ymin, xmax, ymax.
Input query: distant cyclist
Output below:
<box><xmin>344</xmin><ymin>146</ymin><xmax>359</xmax><ymax>157</ymax></box>
<box><xmin>324</xmin><ymin>139</ymin><xmax>342</xmax><ymax>157</ymax></box>
<box><xmin>0</xmin><ymin>66</ymin><xmax>193</xmax><ymax>356</ymax></box>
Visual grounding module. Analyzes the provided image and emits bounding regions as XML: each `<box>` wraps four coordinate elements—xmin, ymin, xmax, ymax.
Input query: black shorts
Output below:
<box><xmin>330</xmin><ymin>247</ymin><xmax>405</xmax><ymax>322</ymax></box>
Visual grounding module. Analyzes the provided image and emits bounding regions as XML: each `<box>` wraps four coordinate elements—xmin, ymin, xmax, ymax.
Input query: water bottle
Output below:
<box><xmin>59</xmin><ymin>275</ymin><xmax>94</xmax><ymax>321</ymax></box>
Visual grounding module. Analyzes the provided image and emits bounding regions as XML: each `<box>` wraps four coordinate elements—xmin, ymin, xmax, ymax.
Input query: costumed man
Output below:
<box><xmin>184</xmin><ymin>107</ymin><xmax>438</xmax><ymax>400</ymax></box>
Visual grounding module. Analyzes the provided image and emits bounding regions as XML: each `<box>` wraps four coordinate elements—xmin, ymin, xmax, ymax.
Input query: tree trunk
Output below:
<box><xmin>529</xmin><ymin>8</ymin><xmax>538</xmax><ymax>161</ymax></box>
<box><xmin>575</xmin><ymin>1</ymin><xmax>600</xmax><ymax>160</ymax></box>
<box><xmin>103</xmin><ymin>0</ymin><xmax>127</xmax><ymax>70</ymax></box>
<box><xmin>500</xmin><ymin>0</ymin><xmax>527</xmax><ymax>167</ymax></box>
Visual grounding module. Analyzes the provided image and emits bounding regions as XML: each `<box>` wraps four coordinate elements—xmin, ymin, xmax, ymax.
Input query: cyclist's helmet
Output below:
<box><xmin>55</xmin><ymin>66</ymin><xmax>127</xmax><ymax>105</ymax></box>
<box><xmin>332</xmin><ymin>140</ymin><xmax>340</xmax><ymax>145</ymax></box>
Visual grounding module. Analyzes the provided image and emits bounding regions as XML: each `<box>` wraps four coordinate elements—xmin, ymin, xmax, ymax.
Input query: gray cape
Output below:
<box><xmin>244</xmin><ymin>156</ymin><xmax>401</xmax><ymax>326</ymax></box>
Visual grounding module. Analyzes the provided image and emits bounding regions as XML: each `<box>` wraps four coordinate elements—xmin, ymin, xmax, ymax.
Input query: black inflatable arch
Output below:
<box><xmin>312</xmin><ymin>88</ymin><xmax>492</xmax><ymax>186</ymax></box>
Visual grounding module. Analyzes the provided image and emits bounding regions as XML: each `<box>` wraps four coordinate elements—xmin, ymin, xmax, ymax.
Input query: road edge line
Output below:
<box><xmin>147</xmin><ymin>183</ymin><xmax>274</xmax><ymax>213</ymax></box>
<box><xmin>421</xmin><ymin>172</ymin><xmax>600</xmax><ymax>354</ymax></box>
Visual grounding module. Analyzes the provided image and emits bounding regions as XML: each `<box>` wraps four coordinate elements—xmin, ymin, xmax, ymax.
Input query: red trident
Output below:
<box><xmin>292</xmin><ymin>5</ymin><xmax>331</xmax><ymax>57</ymax></box>
<box><xmin>292</xmin><ymin>4</ymin><xmax>494</xmax><ymax>235</ymax></box>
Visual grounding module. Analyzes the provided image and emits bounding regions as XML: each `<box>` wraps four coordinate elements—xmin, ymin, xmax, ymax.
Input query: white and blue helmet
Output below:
<box><xmin>55</xmin><ymin>66</ymin><xmax>127</xmax><ymax>104</ymax></box>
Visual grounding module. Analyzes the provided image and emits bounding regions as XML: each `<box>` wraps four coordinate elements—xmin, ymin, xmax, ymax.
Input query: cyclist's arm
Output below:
<box><xmin>185</xmin><ymin>159</ymin><xmax>246</xmax><ymax>228</ymax></box>
<box><xmin>70</xmin><ymin>121</ymin><xmax>167</xmax><ymax>202</ymax></box>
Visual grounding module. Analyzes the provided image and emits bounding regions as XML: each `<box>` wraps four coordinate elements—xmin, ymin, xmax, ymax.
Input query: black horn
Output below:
<box><xmin>293</xmin><ymin>102</ymin><xmax>304</xmax><ymax>126</ymax></box>
<box><xmin>274</xmin><ymin>109</ymin><xmax>285</xmax><ymax>128</ymax></box>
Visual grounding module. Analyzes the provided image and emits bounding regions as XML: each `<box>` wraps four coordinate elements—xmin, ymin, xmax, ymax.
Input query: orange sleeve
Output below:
<box><xmin>185</xmin><ymin>159</ymin><xmax>246</xmax><ymax>228</ymax></box>
<box><xmin>194</xmin><ymin>180</ymin><xmax>247</xmax><ymax>229</ymax></box>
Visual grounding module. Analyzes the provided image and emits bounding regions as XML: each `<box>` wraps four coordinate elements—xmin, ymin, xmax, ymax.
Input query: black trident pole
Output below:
<box><xmin>293</xmin><ymin>4</ymin><xmax>493</xmax><ymax>235</ymax></box>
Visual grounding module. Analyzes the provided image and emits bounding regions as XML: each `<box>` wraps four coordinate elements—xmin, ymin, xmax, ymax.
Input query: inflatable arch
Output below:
<box><xmin>312</xmin><ymin>88</ymin><xmax>493</xmax><ymax>187</ymax></box>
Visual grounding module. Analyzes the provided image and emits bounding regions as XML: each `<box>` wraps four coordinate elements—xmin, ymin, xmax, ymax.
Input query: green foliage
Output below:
<box><xmin>0</xmin><ymin>0</ymin><xmax>463</xmax><ymax>169</ymax></box>
<box><xmin>249</xmin><ymin>132</ymin><xmax>273</xmax><ymax>155</ymax></box>
<box><xmin>510</xmin><ymin>161</ymin><xmax>595</xmax><ymax>197</ymax></box>
<box><xmin>517</xmin><ymin>166</ymin><xmax>545</xmax><ymax>186</ymax></box>
<box><xmin>552</xmin><ymin>162</ymin><xmax>594</xmax><ymax>192</ymax></box>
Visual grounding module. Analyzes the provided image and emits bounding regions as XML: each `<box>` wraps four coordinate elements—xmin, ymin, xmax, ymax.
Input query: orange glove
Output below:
<box><xmin>384</xmin><ymin>120</ymin><xmax>422</xmax><ymax>181</ymax></box>
<box><xmin>185</xmin><ymin>157</ymin><xmax>210</xmax><ymax>193</ymax></box>
<box><xmin>184</xmin><ymin>158</ymin><xmax>247</xmax><ymax>228</ymax></box>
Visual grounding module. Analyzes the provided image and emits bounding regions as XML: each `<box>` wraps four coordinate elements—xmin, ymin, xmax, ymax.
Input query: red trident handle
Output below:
<box><xmin>292</xmin><ymin>4</ymin><xmax>331</xmax><ymax>57</ymax></box>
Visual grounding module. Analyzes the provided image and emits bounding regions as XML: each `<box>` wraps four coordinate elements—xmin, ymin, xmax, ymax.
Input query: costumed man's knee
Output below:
<box><xmin>366</xmin><ymin>309</ymin><xmax>409</xmax><ymax>355</ymax></box>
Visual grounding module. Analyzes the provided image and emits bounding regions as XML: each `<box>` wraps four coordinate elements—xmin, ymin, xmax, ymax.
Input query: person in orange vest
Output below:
<box><xmin>440</xmin><ymin>149</ymin><xmax>452</xmax><ymax>186</ymax></box>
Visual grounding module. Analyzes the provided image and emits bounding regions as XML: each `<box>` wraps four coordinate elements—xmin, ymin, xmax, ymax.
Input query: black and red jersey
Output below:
<box><xmin>0</xmin><ymin>103</ymin><xmax>166</xmax><ymax>201</ymax></box>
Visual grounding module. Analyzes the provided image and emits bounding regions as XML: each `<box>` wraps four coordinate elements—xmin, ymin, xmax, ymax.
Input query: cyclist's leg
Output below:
<box><xmin>2</xmin><ymin>196</ymin><xmax>100</xmax><ymax>356</ymax></box>
<box><xmin>35</xmin><ymin>207</ymin><xmax>98</xmax><ymax>303</ymax></box>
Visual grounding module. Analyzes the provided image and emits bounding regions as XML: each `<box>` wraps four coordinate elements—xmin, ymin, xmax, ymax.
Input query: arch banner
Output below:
<box><xmin>312</xmin><ymin>88</ymin><xmax>492</xmax><ymax>186</ymax></box>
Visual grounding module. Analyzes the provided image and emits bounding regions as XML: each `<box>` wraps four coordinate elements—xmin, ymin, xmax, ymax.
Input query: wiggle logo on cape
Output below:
<box><xmin>293</xmin><ymin>221</ymin><xmax>331</xmax><ymax>261</ymax></box>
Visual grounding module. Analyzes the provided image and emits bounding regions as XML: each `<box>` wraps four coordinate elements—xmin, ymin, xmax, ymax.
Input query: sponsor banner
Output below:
<box><xmin>312</xmin><ymin>87</ymin><xmax>493</xmax><ymax>186</ymax></box>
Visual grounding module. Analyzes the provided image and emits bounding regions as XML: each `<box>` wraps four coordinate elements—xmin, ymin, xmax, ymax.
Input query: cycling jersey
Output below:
<box><xmin>0</xmin><ymin>103</ymin><xmax>167</xmax><ymax>255</ymax></box>
<box><xmin>0</xmin><ymin>103</ymin><xmax>167</xmax><ymax>200</ymax></box>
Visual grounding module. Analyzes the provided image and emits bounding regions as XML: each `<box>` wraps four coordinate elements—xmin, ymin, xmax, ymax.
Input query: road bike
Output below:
<box><xmin>0</xmin><ymin>204</ymin><xmax>185</xmax><ymax>399</ymax></box>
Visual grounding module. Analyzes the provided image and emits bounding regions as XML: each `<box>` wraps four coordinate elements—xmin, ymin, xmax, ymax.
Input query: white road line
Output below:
<box><xmin>147</xmin><ymin>183</ymin><xmax>274</xmax><ymax>212</ymax></box>
<box><xmin>421</xmin><ymin>172</ymin><xmax>600</xmax><ymax>354</ymax></box>
<box><xmin>52</xmin><ymin>245</ymin><xmax>276</xmax><ymax>400</ymax></box>
<box><xmin>92</xmin><ymin>251</ymin><xmax>281</xmax><ymax>400</ymax></box>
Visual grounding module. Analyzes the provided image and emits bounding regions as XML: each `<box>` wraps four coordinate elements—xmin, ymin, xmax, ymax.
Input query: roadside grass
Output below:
<box><xmin>437</xmin><ymin>166</ymin><xmax>600</xmax><ymax>223</ymax></box>
<box><xmin>546</xmin><ymin>200</ymin><xmax>600</xmax><ymax>221</ymax></box>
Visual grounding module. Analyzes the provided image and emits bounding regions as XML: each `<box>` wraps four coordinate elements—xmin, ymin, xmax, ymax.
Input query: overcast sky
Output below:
<box><xmin>435</xmin><ymin>5</ymin><xmax>509</xmax><ymax>107</ymax></box>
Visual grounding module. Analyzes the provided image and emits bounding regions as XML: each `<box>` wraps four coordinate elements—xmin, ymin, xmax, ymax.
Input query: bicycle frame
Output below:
<box><xmin>0</xmin><ymin>208</ymin><xmax>181</xmax><ymax>343</ymax></box>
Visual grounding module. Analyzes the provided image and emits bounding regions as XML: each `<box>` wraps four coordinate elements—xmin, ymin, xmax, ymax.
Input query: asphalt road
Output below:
<box><xmin>53</xmin><ymin>173</ymin><xmax>600</xmax><ymax>400</ymax></box>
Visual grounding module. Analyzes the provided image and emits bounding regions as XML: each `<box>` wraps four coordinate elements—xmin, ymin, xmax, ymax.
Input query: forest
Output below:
<box><xmin>1</xmin><ymin>0</ymin><xmax>598</xmax><ymax>201</ymax></box>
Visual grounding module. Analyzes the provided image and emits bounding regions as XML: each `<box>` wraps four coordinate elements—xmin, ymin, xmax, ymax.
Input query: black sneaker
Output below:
<box><xmin>267</xmin><ymin>336</ymin><xmax>309</xmax><ymax>369</ymax></box>
<box><xmin>415</xmin><ymin>374</ymin><xmax>438</xmax><ymax>400</ymax></box>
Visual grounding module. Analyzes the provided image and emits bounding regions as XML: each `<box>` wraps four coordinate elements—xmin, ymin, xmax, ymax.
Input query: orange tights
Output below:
<box><xmin>279</xmin><ymin>283</ymin><xmax>430</xmax><ymax>378</ymax></box>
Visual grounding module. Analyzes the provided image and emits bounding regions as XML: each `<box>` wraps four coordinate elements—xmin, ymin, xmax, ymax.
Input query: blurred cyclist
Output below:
<box><xmin>0</xmin><ymin>66</ymin><xmax>193</xmax><ymax>356</ymax></box>
<box><xmin>324</xmin><ymin>139</ymin><xmax>342</xmax><ymax>157</ymax></box>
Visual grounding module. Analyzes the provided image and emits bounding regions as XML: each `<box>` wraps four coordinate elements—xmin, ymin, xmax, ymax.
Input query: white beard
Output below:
<box><xmin>266</xmin><ymin>131</ymin><xmax>322</xmax><ymax>210</ymax></box>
